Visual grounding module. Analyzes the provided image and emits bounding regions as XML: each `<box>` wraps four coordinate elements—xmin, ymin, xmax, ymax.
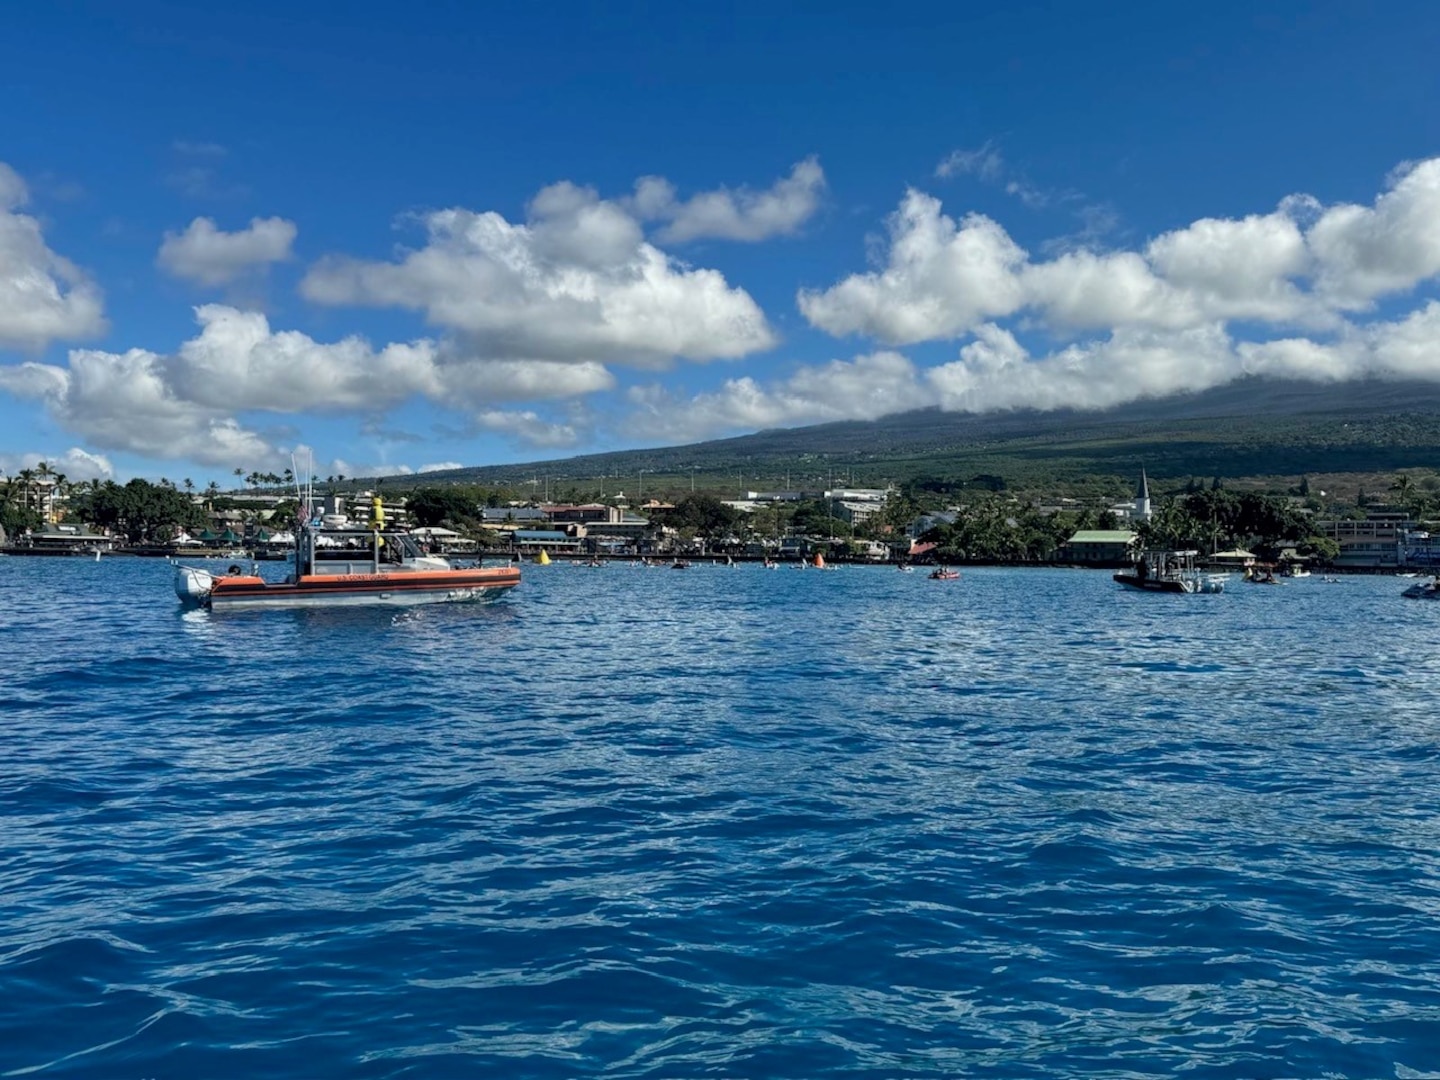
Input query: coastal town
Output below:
<box><xmin>3</xmin><ymin>463</ymin><xmax>1437</xmax><ymax>573</ymax></box>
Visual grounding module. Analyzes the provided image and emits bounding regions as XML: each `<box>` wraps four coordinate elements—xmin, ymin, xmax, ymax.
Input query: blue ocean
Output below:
<box><xmin>3</xmin><ymin>557</ymin><xmax>1440</xmax><ymax>1078</ymax></box>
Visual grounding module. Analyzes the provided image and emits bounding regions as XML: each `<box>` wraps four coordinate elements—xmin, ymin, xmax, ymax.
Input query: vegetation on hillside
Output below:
<box><xmin>395</xmin><ymin>378</ymin><xmax>1440</xmax><ymax>501</ymax></box>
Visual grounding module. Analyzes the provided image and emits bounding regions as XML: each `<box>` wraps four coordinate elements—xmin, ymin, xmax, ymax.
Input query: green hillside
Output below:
<box><xmin>405</xmin><ymin>377</ymin><xmax>1440</xmax><ymax>500</ymax></box>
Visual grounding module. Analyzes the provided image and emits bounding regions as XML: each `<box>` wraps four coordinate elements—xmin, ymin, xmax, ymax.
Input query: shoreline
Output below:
<box><xmin>2</xmin><ymin>546</ymin><xmax>1423</xmax><ymax>575</ymax></box>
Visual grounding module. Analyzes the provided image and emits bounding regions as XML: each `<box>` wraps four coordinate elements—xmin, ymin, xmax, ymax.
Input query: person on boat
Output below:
<box><xmin>1136</xmin><ymin>558</ymin><xmax>1148</xmax><ymax>581</ymax></box>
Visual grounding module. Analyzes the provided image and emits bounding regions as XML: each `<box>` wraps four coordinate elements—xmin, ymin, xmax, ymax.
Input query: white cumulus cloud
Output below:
<box><xmin>627</xmin><ymin>351</ymin><xmax>933</xmax><ymax>443</ymax></box>
<box><xmin>0</xmin><ymin>347</ymin><xmax>280</xmax><ymax>468</ymax></box>
<box><xmin>0</xmin><ymin>161</ymin><xmax>106</xmax><ymax>351</ymax></box>
<box><xmin>804</xmin><ymin>157</ymin><xmax>1440</xmax><ymax>353</ymax></box>
<box><xmin>0</xmin><ymin>446</ymin><xmax>114</xmax><ymax>482</ymax></box>
<box><xmin>435</xmin><ymin>354</ymin><xmax>614</xmax><ymax>404</ymax></box>
<box><xmin>162</xmin><ymin>305</ymin><xmax>439</xmax><ymax>412</ymax></box>
<box><xmin>1145</xmin><ymin>211</ymin><xmax>1320</xmax><ymax>324</ymax></box>
<box><xmin>474</xmin><ymin>409</ymin><xmax>581</xmax><ymax>449</ymax></box>
<box><xmin>798</xmin><ymin>190</ymin><xmax>1027</xmax><ymax>344</ymax></box>
<box><xmin>634</xmin><ymin>157</ymin><xmax>826</xmax><ymax>243</ymax></box>
<box><xmin>1239</xmin><ymin>300</ymin><xmax>1440</xmax><ymax>382</ymax></box>
<box><xmin>0</xmin><ymin>302</ymin><xmax>626</xmax><ymax>467</ymax></box>
<box><xmin>1022</xmin><ymin>250</ymin><xmax>1200</xmax><ymax>331</ymax></box>
<box><xmin>1307</xmin><ymin>158</ymin><xmax>1440</xmax><ymax>307</ymax></box>
<box><xmin>301</xmin><ymin>182</ymin><xmax>776</xmax><ymax>368</ymax></box>
<box><xmin>929</xmin><ymin>323</ymin><xmax>1240</xmax><ymax>413</ymax></box>
<box><xmin>157</xmin><ymin>216</ymin><xmax>297</xmax><ymax>286</ymax></box>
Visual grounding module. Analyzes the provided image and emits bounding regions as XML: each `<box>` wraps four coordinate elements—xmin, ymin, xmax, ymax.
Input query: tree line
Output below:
<box><xmin>3</xmin><ymin>468</ymin><xmax>1421</xmax><ymax>563</ymax></box>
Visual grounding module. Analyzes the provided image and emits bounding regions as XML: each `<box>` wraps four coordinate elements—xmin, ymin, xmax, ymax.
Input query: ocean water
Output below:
<box><xmin>3</xmin><ymin>556</ymin><xmax>1440</xmax><ymax>1078</ymax></box>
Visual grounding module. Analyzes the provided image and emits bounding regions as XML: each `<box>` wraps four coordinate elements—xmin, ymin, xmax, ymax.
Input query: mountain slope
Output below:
<box><xmin>416</xmin><ymin>377</ymin><xmax>1440</xmax><ymax>490</ymax></box>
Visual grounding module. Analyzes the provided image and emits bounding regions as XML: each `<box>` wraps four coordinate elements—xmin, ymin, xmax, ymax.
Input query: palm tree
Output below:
<box><xmin>15</xmin><ymin>467</ymin><xmax>36</xmax><ymax>512</ymax></box>
<box><xmin>47</xmin><ymin>471</ymin><xmax>68</xmax><ymax>522</ymax></box>
<box><xmin>1391</xmin><ymin>472</ymin><xmax>1415</xmax><ymax>508</ymax></box>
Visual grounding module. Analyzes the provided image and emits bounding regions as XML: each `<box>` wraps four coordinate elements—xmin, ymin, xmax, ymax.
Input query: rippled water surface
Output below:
<box><xmin>4</xmin><ymin>556</ymin><xmax>1440</xmax><ymax>1078</ymax></box>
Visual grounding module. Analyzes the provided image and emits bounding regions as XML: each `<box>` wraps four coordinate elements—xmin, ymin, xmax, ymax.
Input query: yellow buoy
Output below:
<box><xmin>537</xmin><ymin>550</ymin><xmax>551</xmax><ymax>565</ymax></box>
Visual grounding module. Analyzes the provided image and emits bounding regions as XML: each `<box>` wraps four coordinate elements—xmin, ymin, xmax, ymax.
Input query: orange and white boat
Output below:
<box><xmin>175</xmin><ymin>481</ymin><xmax>520</xmax><ymax>613</ymax></box>
<box><xmin>176</xmin><ymin>525</ymin><xmax>519</xmax><ymax>610</ymax></box>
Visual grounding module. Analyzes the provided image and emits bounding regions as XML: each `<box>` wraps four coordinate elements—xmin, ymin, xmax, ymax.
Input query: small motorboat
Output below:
<box><xmin>175</xmin><ymin>480</ymin><xmax>519</xmax><ymax>611</ymax></box>
<box><xmin>1115</xmin><ymin>550</ymin><xmax>1226</xmax><ymax>594</ymax></box>
<box><xmin>929</xmin><ymin>568</ymin><xmax>961</xmax><ymax>580</ymax></box>
<box><xmin>1402</xmin><ymin>576</ymin><xmax>1440</xmax><ymax>600</ymax></box>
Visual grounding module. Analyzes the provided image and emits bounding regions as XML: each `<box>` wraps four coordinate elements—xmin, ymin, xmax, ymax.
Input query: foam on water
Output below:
<box><xmin>3</xmin><ymin>557</ymin><xmax>1440</xmax><ymax>1077</ymax></box>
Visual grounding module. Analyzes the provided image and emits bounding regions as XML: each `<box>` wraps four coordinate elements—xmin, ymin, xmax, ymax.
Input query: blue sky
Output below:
<box><xmin>2</xmin><ymin>1</ymin><xmax>1439</xmax><ymax>485</ymax></box>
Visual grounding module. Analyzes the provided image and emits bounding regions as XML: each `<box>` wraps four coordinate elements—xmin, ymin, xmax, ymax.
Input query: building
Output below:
<box><xmin>1055</xmin><ymin>529</ymin><xmax>1138</xmax><ymax>565</ymax></box>
<box><xmin>480</xmin><ymin>507</ymin><xmax>547</xmax><ymax>527</ymax></box>
<box><xmin>1315</xmin><ymin>511</ymin><xmax>1411</xmax><ymax>569</ymax></box>
<box><xmin>1402</xmin><ymin>529</ymin><xmax>1440</xmax><ymax>568</ymax></box>
<box><xmin>511</xmin><ymin>529</ymin><xmax>582</xmax><ymax>555</ymax></box>
<box><xmin>833</xmin><ymin>500</ymin><xmax>883</xmax><ymax>527</ymax></box>
<box><xmin>11</xmin><ymin>524</ymin><xmax>118</xmax><ymax>554</ymax></box>
<box><xmin>909</xmin><ymin>510</ymin><xmax>958</xmax><ymax>538</ymax></box>
<box><xmin>582</xmin><ymin>510</ymin><xmax>651</xmax><ymax>551</ymax></box>
<box><xmin>1110</xmin><ymin>470</ymin><xmax>1153</xmax><ymax>524</ymax></box>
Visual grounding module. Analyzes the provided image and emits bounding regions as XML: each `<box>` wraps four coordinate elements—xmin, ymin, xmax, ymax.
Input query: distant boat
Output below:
<box><xmin>1115</xmin><ymin>550</ymin><xmax>1226</xmax><ymax>594</ymax></box>
<box><xmin>1402</xmin><ymin>576</ymin><xmax>1440</xmax><ymax>600</ymax></box>
<box><xmin>928</xmin><ymin>568</ymin><xmax>960</xmax><ymax>580</ymax></box>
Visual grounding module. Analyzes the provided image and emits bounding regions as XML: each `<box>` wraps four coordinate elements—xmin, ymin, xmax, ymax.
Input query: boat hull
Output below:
<box><xmin>1114</xmin><ymin>573</ymin><xmax>1225</xmax><ymax>594</ymax></box>
<box><xmin>205</xmin><ymin>567</ymin><xmax>521</xmax><ymax>610</ymax></box>
<box><xmin>1114</xmin><ymin>573</ymin><xmax>1191</xmax><ymax>593</ymax></box>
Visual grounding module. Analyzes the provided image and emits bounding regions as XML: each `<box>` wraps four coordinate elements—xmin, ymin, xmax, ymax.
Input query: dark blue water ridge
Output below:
<box><xmin>3</xmin><ymin>557</ymin><xmax>1440</xmax><ymax>1077</ymax></box>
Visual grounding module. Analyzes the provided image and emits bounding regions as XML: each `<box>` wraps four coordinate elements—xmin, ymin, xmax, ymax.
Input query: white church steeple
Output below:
<box><xmin>1133</xmin><ymin>469</ymin><xmax>1152</xmax><ymax>523</ymax></box>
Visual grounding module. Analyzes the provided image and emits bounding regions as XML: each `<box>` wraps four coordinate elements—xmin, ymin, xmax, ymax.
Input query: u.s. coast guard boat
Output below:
<box><xmin>174</xmin><ymin>483</ymin><xmax>519</xmax><ymax>610</ymax></box>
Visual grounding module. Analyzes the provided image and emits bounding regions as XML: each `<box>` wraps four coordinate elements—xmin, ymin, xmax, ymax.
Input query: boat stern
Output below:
<box><xmin>174</xmin><ymin>565</ymin><xmax>216</xmax><ymax>604</ymax></box>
